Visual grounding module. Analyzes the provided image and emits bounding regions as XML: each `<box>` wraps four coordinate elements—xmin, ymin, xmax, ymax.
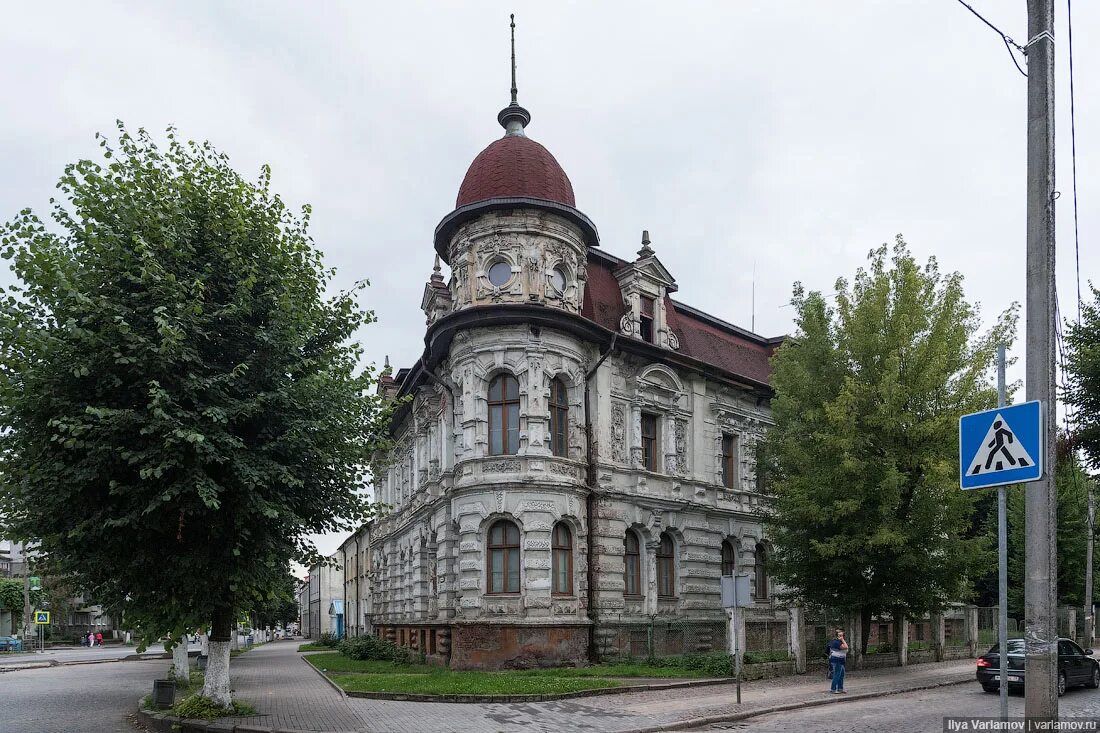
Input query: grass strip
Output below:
<box><xmin>297</xmin><ymin>643</ymin><xmax>332</xmax><ymax>652</ymax></box>
<box><xmin>327</xmin><ymin>672</ymin><xmax>620</xmax><ymax>695</ymax></box>
<box><xmin>304</xmin><ymin>652</ymin><xmax>433</xmax><ymax>674</ymax></box>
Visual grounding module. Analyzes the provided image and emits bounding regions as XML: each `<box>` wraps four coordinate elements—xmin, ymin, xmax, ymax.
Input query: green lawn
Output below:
<box><xmin>328</xmin><ymin>672</ymin><xmax>620</xmax><ymax>695</ymax></box>
<box><xmin>518</xmin><ymin>663</ymin><xmax>718</xmax><ymax>678</ymax></box>
<box><xmin>304</xmin><ymin>653</ymin><xmax>434</xmax><ymax>674</ymax></box>
<box><xmin>297</xmin><ymin>643</ymin><xmax>333</xmax><ymax>652</ymax></box>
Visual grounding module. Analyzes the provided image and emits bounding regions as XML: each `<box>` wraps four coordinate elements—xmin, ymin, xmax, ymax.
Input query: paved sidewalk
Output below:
<box><xmin>220</xmin><ymin>641</ymin><xmax>977</xmax><ymax>733</ymax></box>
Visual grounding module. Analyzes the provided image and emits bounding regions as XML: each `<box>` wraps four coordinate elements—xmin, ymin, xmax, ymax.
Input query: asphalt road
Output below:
<box><xmin>0</xmin><ymin>657</ymin><xmax>170</xmax><ymax>733</ymax></box>
<box><xmin>693</xmin><ymin>681</ymin><xmax>1100</xmax><ymax>732</ymax></box>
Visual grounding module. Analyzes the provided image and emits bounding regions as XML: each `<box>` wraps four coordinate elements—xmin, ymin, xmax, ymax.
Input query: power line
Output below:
<box><xmin>953</xmin><ymin>0</ymin><xmax>1028</xmax><ymax>77</ymax></box>
<box><xmin>1067</xmin><ymin>0</ymin><xmax>1082</xmax><ymax>323</ymax></box>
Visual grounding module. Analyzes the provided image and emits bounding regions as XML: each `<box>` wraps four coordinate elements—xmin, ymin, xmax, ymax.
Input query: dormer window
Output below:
<box><xmin>640</xmin><ymin>296</ymin><xmax>655</xmax><ymax>343</ymax></box>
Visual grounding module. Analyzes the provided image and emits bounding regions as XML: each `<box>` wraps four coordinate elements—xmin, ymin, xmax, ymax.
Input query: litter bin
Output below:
<box><xmin>196</xmin><ymin>654</ymin><xmax>208</xmax><ymax>670</ymax></box>
<box><xmin>152</xmin><ymin>678</ymin><xmax>175</xmax><ymax>709</ymax></box>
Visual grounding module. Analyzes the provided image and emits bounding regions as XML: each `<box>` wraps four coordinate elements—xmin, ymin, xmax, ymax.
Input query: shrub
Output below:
<box><xmin>317</xmin><ymin>632</ymin><xmax>341</xmax><ymax>648</ymax></box>
<box><xmin>337</xmin><ymin>634</ymin><xmax>411</xmax><ymax>664</ymax></box>
<box><xmin>173</xmin><ymin>694</ymin><xmax>257</xmax><ymax>719</ymax></box>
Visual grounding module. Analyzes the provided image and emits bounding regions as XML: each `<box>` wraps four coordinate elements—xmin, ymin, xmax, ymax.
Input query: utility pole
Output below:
<box><xmin>997</xmin><ymin>345</ymin><xmax>1009</xmax><ymax>721</ymax></box>
<box><xmin>1024</xmin><ymin>0</ymin><xmax>1058</xmax><ymax>722</ymax></box>
<box><xmin>1086</xmin><ymin>480</ymin><xmax>1095</xmax><ymax>650</ymax></box>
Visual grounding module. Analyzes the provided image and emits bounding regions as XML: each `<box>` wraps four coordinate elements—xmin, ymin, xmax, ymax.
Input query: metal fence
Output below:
<box><xmin>596</xmin><ymin>617</ymin><xmax>727</xmax><ymax>661</ymax></box>
<box><xmin>744</xmin><ymin>620</ymin><xmax>789</xmax><ymax>663</ymax></box>
<box><xmin>976</xmin><ymin>606</ymin><xmax>1024</xmax><ymax>648</ymax></box>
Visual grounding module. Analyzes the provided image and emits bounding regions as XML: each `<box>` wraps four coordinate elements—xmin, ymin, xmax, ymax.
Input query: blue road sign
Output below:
<box><xmin>959</xmin><ymin>400</ymin><xmax>1043</xmax><ymax>490</ymax></box>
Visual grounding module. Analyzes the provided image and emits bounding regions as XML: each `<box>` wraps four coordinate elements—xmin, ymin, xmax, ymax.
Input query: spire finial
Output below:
<box><xmin>510</xmin><ymin>14</ymin><xmax>518</xmax><ymax>104</ymax></box>
<box><xmin>384</xmin><ymin>355</ymin><xmax>390</xmax><ymax>369</ymax></box>
<box><xmin>430</xmin><ymin>254</ymin><xmax>444</xmax><ymax>285</ymax></box>
<box><xmin>497</xmin><ymin>14</ymin><xmax>531</xmax><ymax>135</ymax></box>
<box><xmin>638</xmin><ymin>230</ymin><xmax>655</xmax><ymax>258</ymax></box>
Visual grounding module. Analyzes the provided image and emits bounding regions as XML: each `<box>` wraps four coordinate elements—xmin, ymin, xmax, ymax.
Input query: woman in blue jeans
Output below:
<box><xmin>828</xmin><ymin>628</ymin><xmax>849</xmax><ymax>693</ymax></box>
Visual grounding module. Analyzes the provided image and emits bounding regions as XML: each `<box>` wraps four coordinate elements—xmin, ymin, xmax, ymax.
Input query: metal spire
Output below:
<box><xmin>497</xmin><ymin>13</ymin><xmax>531</xmax><ymax>135</ymax></box>
<box><xmin>510</xmin><ymin>14</ymin><xmax>518</xmax><ymax>104</ymax></box>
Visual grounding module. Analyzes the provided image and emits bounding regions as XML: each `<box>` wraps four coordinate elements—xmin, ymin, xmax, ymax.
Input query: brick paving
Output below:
<box><xmin>222</xmin><ymin>641</ymin><xmax>979</xmax><ymax>733</ymax></box>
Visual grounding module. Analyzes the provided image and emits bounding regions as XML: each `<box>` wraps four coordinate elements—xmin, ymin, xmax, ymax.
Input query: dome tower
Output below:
<box><xmin>432</xmin><ymin>16</ymin><xmax>598</xmax><ymax>319</ymax></box>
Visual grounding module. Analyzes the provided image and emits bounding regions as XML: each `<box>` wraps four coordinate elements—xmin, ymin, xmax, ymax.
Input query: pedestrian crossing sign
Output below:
<box><xmin>959</xmin><ymin>400</ymin><xmax>1043</xmax><ymax>490</ymax></box>
<box><xmin>35</xmin><ymin>611</ymin><xmax>49</xmax><ymax>625</ymax></box>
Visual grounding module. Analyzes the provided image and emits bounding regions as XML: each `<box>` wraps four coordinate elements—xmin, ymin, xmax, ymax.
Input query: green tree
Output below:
<box><xmin>760</xmin><ymin>237</ymin><xmax>1016</xmax><ymax>649</ymax></box>
<box><xmin>248</xmin><ymin>571</ymin><xmax>300</xmax><ymax>631</ymax></box>
<box><xmin>0</xmin><ymin>125</ymin><xmax>393</xmax><ymax>705</ymax></box>
<box><xmin>1004</xmin><ymin>438</ymin><xmax>1097</xmax><ymax>612</ymax></box>
<box><xmin>1065</xmin><ymin>287</ymin><xmax>1100</xmax><ymax>467</ymax></box>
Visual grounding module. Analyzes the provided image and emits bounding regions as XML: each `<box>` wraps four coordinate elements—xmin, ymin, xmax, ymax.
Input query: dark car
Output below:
<box><xmin>976</xmin><ymin>637</ymin><xmax>1100</xmax><ymax>695</ymax></box>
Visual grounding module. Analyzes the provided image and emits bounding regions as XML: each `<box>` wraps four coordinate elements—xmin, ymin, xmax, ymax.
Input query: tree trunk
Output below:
<box><xmin>171</xmin><ymin>634</ymin><xmax>190</xmax><ymax>685</ymax></box>
<box><xmin>200</xmin><ymin>630</ymin><xmax>209</xmax><ymax>657</ymax></box>
<box><xmin>201</xmin><ymin>607</ymin><xmax>233</xmax><ymax>708</ymax></box>
<box><xmin>861</xmin><ymin>606</ymin><xmax>872</xmax><ymax>654</ymax></box>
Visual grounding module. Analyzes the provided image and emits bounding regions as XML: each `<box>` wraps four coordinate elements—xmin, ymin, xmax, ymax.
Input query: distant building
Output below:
<box><xmin>338</xmin><ymin>526</ymin><xmax>372</xmax><ymax>638</ymax></box>
<box><xmin>363</xmin><ymin>66</ymin><xmax>783</xmax><ymax>669</ymax></box>
<box><xmin>302</xmin><ymin>553</ymin><xmax>343</xmax><ymax>639</ymax></box>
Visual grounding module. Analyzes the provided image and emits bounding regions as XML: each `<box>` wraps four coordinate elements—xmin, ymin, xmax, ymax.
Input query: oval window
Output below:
<box><xmin>488</xmin><ymin>261</ymin><xmax>512</xmax><ymax>287</ymax></box>
<box><xmin>551</xmin><ymin>267</ymin><xmax>567</xmax><ymax>293</ymax></box>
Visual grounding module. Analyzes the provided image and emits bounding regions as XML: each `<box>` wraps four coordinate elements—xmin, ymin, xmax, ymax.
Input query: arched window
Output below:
<box><xmin>754</xmin><ymin>542</ymin><xmax>769</xmax><ymax>600</ymax></box>
<box><xmin>624</xmin><ymin>532</ymin><xmax>641</xmax><ymax>597</ymax></box>
<box><xmin>487</xmin><ymin>520</ymin><xmax>521</xmax><ymax>594</ymax></box>
<box><xmin>721</xmin><ymin>540</ymin><xmax>736</xmax><ymax>577</ymax></box>
<box><xmin>657</xmin><ymin>532</ymin><xmax>676</xmax><ymax>598</ymax></box>
<box><xmin>552</xmin><ymin>523</ymin><xmax>573</xmax><ymax>595</ymax></box>
<box><xmin>549</xmin><ymin>377</ymin><xmax>569</xmax><ymax>457</ymax></box>
<box><xmin>488</xmin><ymin>374</ymin><xmax>520</xmax><ymax>456</ymax></box>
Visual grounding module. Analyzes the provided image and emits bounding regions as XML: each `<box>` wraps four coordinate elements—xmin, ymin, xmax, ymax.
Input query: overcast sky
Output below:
<box><xmin>1</xmin><ymin>2</ymin><xmax>1095</xmax><ymax>561</ymax></box>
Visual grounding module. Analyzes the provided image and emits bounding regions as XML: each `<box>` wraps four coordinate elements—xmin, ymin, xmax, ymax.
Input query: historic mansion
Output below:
<box><xmin>357</xmin><ymin>77</ymin><xmax>785</xmax><ymax>669</ymax></box>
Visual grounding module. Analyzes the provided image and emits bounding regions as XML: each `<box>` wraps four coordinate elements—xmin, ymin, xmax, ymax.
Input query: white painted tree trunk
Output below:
<box><xmin>200</xmin><ymin>632</ymin><xmax>209</xmax><ymax>657</ymax></box>
<box><xmin>172</xmin><ymin>634</ymin><xmax>190</xmax><ymax>684</ymax></box>
<box><xmin>202</xmin><ymin>640</ymin><xmax>232</xmax><ymax>707</ymax></box>
<box><xmin>231</xmin><ymin>626</ymin><xmax>240</xmax><ymax>651</ymax></box>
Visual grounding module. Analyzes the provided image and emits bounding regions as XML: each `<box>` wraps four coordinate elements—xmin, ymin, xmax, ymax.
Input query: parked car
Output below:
<box><xmin>0</xmin><ymin>636</ymin><xmax>23</xmax><ymax>652</ymax></box>
<box><xmin>976</xmin><ymin>637</ymin><xmax>1100</xmax><ymax>695</ymax></box>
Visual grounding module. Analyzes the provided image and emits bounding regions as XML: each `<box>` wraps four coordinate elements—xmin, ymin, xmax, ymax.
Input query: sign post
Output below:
<box><xmin>34</xmin><ymin>611</ymin><xmax>49</xmax><ymax>653</ymax></box>
<box><xmin>721</xmin><ymin>574</ymin><xmax>751</xmax><ymax>705</ymax></box>
<box><xmin>959</xmin><ymin>368</ymin><xmax>1043</xmax><ymax>723</ymax></box>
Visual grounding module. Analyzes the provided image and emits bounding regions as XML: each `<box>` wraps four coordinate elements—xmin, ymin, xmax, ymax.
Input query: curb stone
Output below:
<box><xmin>624</xmin><ymin>675</ymin><xmax>974</xmax><ymax>733</ymax></box>
<box><xmin>138</xmin><ymin>697</ymin><xmax>360</xmax><ymax>733</ymax></box>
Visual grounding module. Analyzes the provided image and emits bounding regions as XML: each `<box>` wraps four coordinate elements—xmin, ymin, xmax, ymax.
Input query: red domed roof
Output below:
<box><xmin>456</xmin><ymin>134</ymin><xmax>575</xmax><ymax>209</ymax></box>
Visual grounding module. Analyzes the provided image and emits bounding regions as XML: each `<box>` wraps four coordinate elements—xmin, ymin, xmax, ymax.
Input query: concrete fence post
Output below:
<box><xmin>846</xmin><ymin>612</ymin><xmax>863</xmax><ymax>670</ymax></box>
<box><xmin>788</xmin><ymin>606</ymin><xmax>806</xmax><ymax>673</ymax></box>
<box><xmin>932</xmin><ymin>612</ymin><xmax>946</xmax><ymax>662</ymax></box>
<box><xmin>895</xmin><ymin>614</ymin><xmax>909</xmax><ymax>667</ymax></box>
<box><xmin>966</xmin><ymin>605</ymin><xmax>979</xmax><ymax>658</ymax></box>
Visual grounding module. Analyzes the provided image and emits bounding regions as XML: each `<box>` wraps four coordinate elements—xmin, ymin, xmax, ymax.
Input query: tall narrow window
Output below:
<box><xmin>721</xmin><ymin>434</ymin><xmax>738</xmax><ymax>489</ymax></box>
<box><xmin>657</xmin><ymin>532</ymin><xmax>676</xmax><ymax>598</ymax></box>
<box><xmin>488</xmin><ymin>374</ymin><xmax>520</xmax><ymax>455</ymax></box>
<box><xmin>552</xmin><ymin>523</ymin><xmax>573</xmax><ymax>595</ymax></box>
<box><xmin>624</xmin><ymin>532</ymin><xmax>641</xmax><ymax>597</ymax></box>
<box><xmin>641</xmin><ymin>413</ymin><xmax>659</xmax><ymax>472</ymax></box>
<box><xmin>487</xmin><ymin>520</ymin><xmax>521</xmax><ymax>593</ymax></box>
<box><xmin>754</xmin><ymin>542</ymin><xmax>769</xmax><ymax>600</ymax></box>
<box><xmin>639</xmin><ymin>296</ymin><xmax>656</xmax><ymax>343</ymax></box>
<box><xmin>721</xmin><ymin>540</ymin><xmax>736</xmax><ymax>577</ymax></box>
<box><xmin>549</xmin><ymin>378</ymin><xmax>569</xmax><ymax>457</ymax></box>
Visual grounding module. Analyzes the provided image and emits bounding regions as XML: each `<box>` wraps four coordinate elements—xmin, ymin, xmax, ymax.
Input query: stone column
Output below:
<box><xmin>895</xmin><ymin>614</ymin><xmax>909</xmax><ymax>667</ymax></box>
<box><xmin>932</xmin><ymin>611</ymin><xmax>946</xmax><ymax>662</ymax></box>
<box><xmin>789</xmin><ymin>605</ymin><xmax>806</xmax><ymax>673</ymax></box>
<box><xmin>966</xmin><ymin>605</ymin><xmax>979</xmax><ymax>657</ymax></box>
